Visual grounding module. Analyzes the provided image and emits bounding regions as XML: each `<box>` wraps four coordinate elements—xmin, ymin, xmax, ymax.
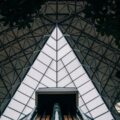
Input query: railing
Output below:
<box><xmin>20</xmin><ymin>105</ymin><xmax>93</xmax><ymax>120</ymax></box>
<box><xmin>51</xmin><ymin>103</ymin><xmax>62</xmax><ymax>120</ymax></box>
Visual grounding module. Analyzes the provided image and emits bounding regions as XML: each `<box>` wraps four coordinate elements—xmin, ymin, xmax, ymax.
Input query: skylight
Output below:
<box><xmin>1</xmin><ymin>27</ymin><xmax>114</xmax><ymax>120</ymax></box>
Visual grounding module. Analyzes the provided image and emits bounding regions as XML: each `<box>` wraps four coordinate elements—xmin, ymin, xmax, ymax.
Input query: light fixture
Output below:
<box><xmin>115</xmin><ymin>102</ymin><xmax>120</xmax><ymax>113</ymax></box>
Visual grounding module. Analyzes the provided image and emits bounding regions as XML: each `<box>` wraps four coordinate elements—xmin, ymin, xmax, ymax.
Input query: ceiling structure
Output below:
<box><xmin>1</xmin><ymin>27</ymin><xmax>114</xmax><ymax>120</ymax></box>
<box><xmin>0</xmin><ymin>1</ymin><xmax>120</xmax><ymax>120</ymax></box>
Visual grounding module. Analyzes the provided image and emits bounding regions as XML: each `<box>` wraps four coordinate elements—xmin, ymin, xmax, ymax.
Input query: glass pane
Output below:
<box><xmin>32</xmin><ymin>92</ymin><xmax>35</xmax><ymax>99</ymax></box>
<box><xmin>41</xmin><ymin>76</ymin><xmax>56</xmax><ymax>87</ymax></box>
<box><xmin>42</xmin><ymin>45</ymin><xmax>56</xmax><ymax>60</ymax></box>
<box><xmin>28</xmin><ymin>68</ymin><xmax>43</xmax><ymax>81</ymax></box>
<box><xmin>86</xmin><ymin>113</ymin><xmax>92</xmax><ymax>118</ymax></box>
<box><xmin>13</xmin><ymin>91</ymin><xmax>29</xmax><ymax>104</ymax></box>
<box><xmin>95</xmin><ymin>112</ymin><xmax>113</xmax><ymax>120</ymax></box>
<box><xmin>47</xmin><ymin>37</ymin><xmax>56</xmax><ymax>50</ymax></box>
<box><xmin>58</xmin><ymin>76</ymin><xmax>72</xmax><ymax>87</ymax></box>
<box><xmin>3</xmin><ymin>108</ymin><xmax>20</xmax><ymax>120</ymax></box>
<box><xmin>62</xmin><ymin>51</ymin><xmax>75</xmax><ymax>65</ymax></box>
<box><xmin>58</xmin><ymin>37</ymin><xmax>67</xmax><ymax>49</ymax></box>
<box><xmin>86</xmin><ymin>96</ymin><xmax>103</xmax><ymax>110</ymax></box>
<box><xmin>37</xmin><ymin>83</ymin><xmax>46</xmax><ymax>89</ymax></box>
<box><xmin>66</xmin><ymin>59</ymin><xmax>80</xmax><ymax>73</ymax></box>
<box><xmin>0</xmin><ymin>116</ymin><xmax>11</xmax><ymax>120</ymax></box>
<box><xmin>90</xmin><ymin>104</ymin><xmax>108</xmax><ymax>118</ymax></box>
<box><xmin>28</xmin><ymin>99</ymin><xmax>35</xmax><ymax>108</ymax></box>
<box><xmin>82</xmin><ymin>89</ymin><xmax>98</xmax><ymax>102</ymax></box>
<box><xmin>9</xmin><ymin>99</ymin><xmax>25</xmax><ymax>112</ymax></box>
<box><xmin>37</xmin><ymin>52</ymin><xmax>52</xmax><ymax>65</ymax></box>
<box><xmin>58</xmin><ymin>68</ymin><xmax>68</xmax><ymax>81</ymax></box>
<box><xmin>57</xmin><ymin>27</ymin><xmax>63</xmax><ymax>39</ymax></box>
<box><xmin>23</xmin><ymin>76</ymin><xmax>38</xmax><ymax>89</ymax></box>
<box><xmin>33</xmin><ymin>60</ymin><xmax>47</xmax><ymax>74</ymax></box>
<box><xmin>70</xmin><ymin>67</ymin><xmax>85</xmax><ymax>80</ymax></box>
<box><xmin>82</xmin><ymin>89</ymin><xmax>98</xmax><ymax>103</ymax></box>
<box><xmin>78</xmin><ymin>81</ymin><xmax>94</xmax><ymax>95</ymax></box>
<box><xmin>79</xmin><ymin>97</ymin><xmax>85</xmax><ymax>107</ymax></box>
<box><xmin>66</xmin><ymin>83</ymin><xmax>75</xmax><ymax>87</ymax></box>
<box><xmin>19</xmin><ymin>114</ymin><xmax>25</xmax><ymax>120</ymax></box>
<box><xmin>58</xmin><ymin>60</ymin><xmax>64</xmax><ymax>71</ymax></box>
<box><xmin>58</xmin><ymin>44</ymin><xmax>71</xmax><ymax>60</ymax></box>
<box><xmin>50</xmin><ymin>60</ymin><xmax>56</xmax><ymax>71</ymax></box>
<box><xmin>23</xmin><ymin>107</ymin><xmax>32</xmax><ymax>115</ymax></box>
<box><xmin>74</xmin><ymin>74</ymin><xmax>89</xmax><ymax>87</ymax></box>
<box><xmin>80</xmin><ymin>105</ymin><xmax>89</xmax><ymax>113</ymax></box>
<box><xmin>46</xmin><ymin>68</ymin><xmax>56</xmax><ymax>81</ymax></box>
<box><xmin>18</xmin><ymin>83</ymin><xmax>34</xmax><ymax>97</ymax></box>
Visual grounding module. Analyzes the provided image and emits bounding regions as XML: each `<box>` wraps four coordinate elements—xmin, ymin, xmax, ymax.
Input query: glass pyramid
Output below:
<box><xmin>1</xmin><ymin>27</ymin><xmax>114</xmax><ymax>120</ymax></box>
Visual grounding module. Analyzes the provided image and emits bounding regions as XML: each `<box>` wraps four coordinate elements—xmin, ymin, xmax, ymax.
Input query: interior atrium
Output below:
<box><xmin>0</xmin><ymin>0</ymin><xmax>120</xmax><ymax>120</ymax></box>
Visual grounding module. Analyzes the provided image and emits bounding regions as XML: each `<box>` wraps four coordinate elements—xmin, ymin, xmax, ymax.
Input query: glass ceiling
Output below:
<box><xmin>1</xmin><ymin>27</ymin><xmax>114</xmax><ymax>120</ymax></box>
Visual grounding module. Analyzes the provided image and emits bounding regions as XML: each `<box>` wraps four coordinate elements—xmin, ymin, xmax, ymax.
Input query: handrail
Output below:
<box><xmin>51</xmin><ymin>103</ymin><xmax>62</xmax><ymax>120</ymax></box>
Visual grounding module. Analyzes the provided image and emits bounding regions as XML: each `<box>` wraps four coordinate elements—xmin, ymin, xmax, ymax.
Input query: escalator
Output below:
<box><xmin>24</xmin><ymin>104</ymin><xmax>92</xmax><ymax>120</ymax></box>
<box><xmin>20</xmin><ymin>88</ymin><xmax>93</xmax><ymax>120</ymax></box>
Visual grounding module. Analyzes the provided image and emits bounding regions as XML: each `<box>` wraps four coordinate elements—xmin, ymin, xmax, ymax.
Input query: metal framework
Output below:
<box><xmin>0</xmin><ymin>1</ymin><xmax>120</xmax><ymax>120</ymax></box>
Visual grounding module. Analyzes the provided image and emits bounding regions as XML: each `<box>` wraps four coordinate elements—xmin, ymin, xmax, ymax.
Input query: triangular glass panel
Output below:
<box><xmin>1</xmin><ymin>27</ymin><xmax>114</xmax><ymax>120</ymax></box>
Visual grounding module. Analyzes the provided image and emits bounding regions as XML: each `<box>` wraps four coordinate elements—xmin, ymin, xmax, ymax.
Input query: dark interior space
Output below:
<box><xmin>37</xmin><ymin>94</ymin><xmax>77</xmax><ymax>115</ymax></box>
